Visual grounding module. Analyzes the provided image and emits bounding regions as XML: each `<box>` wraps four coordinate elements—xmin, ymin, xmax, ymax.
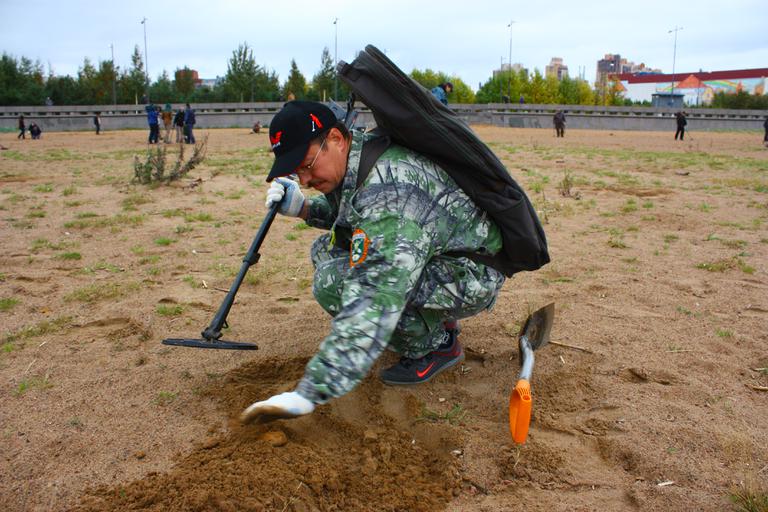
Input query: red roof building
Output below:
<box><xmin>612</xmin><ymin>68</ymin><xmax>768</xmax><ymax>105</ymax></box>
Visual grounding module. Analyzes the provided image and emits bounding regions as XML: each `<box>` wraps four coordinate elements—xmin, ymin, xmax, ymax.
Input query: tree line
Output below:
<box><xmin>0</xmin><ymin>42</ymin><xmax>606</xmax><ymax>107</ymax></box>
<box><xmin>2</xmin><ymin>43</ymin><xmax>764</xmax><ymax>108</ymax></box>
<box><xmin>0</xmin><ymin>43</ymin><xmax>343</xmax><ymax>107</ymax></box>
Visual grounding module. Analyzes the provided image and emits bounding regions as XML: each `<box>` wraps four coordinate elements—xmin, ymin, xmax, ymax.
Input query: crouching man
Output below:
<box><xmin>241</xmin><ymin>101</ymin><xmax>505</xmax><ymax>423</ymax></box>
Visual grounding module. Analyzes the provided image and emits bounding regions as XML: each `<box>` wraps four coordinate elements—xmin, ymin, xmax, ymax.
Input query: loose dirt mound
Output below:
<box><xmin>1</xmin><ymin>127</ymin><xmax>766</xmax><ymax>512</ymax></box>
<box><xmin>75</xmin><ymin>358</ymin><xmax>461</xmax><ymax>512</ymax></box>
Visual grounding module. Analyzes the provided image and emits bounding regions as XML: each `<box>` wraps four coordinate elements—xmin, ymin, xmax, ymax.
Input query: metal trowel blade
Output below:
<box><xmin>518</xmin><ymin>303</ymin><xmax>555</xmax><ymax>351</ymax></box>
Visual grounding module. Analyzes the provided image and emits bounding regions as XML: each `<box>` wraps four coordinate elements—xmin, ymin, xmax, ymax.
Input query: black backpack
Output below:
<box><xmin>337</xmin><ymin>45</ymin><xmax>549</xmax><ymax>277</ymax></box>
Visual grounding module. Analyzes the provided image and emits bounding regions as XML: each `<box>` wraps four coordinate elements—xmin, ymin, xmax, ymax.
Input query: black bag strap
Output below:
<box><xmin>330</xmin><ymin>135</ymin><xmax>392</xmax><ymax>252</ymax></box>
<box><xmin>353</xmin><ymin>134</ymin><xmax>498</xmax><ymax>270</ymax></box>
<box><xmin>356</xmin><ymin>134</ymin><xmax>391</xmax><ymax>188</ymax></box>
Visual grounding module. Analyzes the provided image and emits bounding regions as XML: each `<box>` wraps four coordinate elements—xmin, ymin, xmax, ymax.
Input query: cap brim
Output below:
<box><xmin>266</xmin><ymin>142</ymin><xmax>309</xmax><ymax>182</ymax></box>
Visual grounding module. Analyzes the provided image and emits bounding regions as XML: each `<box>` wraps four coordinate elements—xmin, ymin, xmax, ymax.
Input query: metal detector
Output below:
<box><xmin>162</xmin><ymin>203</ymin><xmax>279</xmax><ymax>350</ymax></box>
<box><xmin>163</xmin><ymin>98</ymin><xmax>358</xmax><ymax>350</ymax></box>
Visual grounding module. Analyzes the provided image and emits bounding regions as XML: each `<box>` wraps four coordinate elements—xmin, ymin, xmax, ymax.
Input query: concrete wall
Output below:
<box><xmin>452</xmin><ymin>104</ymin><xmax>767</xmax><ymax>131</ymax></box>
<box><xmin>1</xmin><ymin>102</ymin><xmax>766</xmax><ymax>133</ymax></box>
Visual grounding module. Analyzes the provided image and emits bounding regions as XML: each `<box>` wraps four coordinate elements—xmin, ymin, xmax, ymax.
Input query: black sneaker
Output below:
<box><xmin>380</xmin><ymin>329</ymin><xmax>465</xmax><ymax>385</ymax></box>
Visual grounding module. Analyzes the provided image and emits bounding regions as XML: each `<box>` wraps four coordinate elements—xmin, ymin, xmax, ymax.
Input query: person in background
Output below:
<box><xmin>161</xmin><ymin>103</ymin><xmax>173</xmax><ymax>143</ymax></box>
<box><xmin>252</xmin><ymin>121</ymin><xmax>262</xmax><ymax>134</ymax></box>
<box><xmin>173</xmin><ymin>108</ymin><xmax>185</xmax><ymax>143</ymax></box>
<box><xmin>674</xmin><ymin>111</ymin><xmax>688</xmax><ymax>141</ymax></box>
<box><xmin>763</xmin><ymin>116</ymin><xmax>768</xmax><ymax>147</ymax></box>
<box><xmin>17</xmin><ymin>115</ymin><xmax>25</xmax><ymax>139</ymax></box>
<box><xmin>553</xmin><ymin>110</ymin><xmax>566</xmax><ymax>138</ymax></box>
<box><xmin>94</xmin><ymin>113</ymin><xmax>101</xmax><ymax>135</ymax></box>
<box><xmin>29</xmin><ymin>123</ymin><xmax>42</xmax><ymax>139</ymax></box>
<box><xmin>146</xmin><ymin>104</ymin><xmax>160</xmax><ymax>144</ymax></box>
<box><xmin>183</xmin><ymin>103</ymin><xmax>196</xmax><ymax>144</ymax></box>
<box><xmin>430</xmin><ymin>82</ymin><xmax>453</xmax><ymax>106</ymax></box>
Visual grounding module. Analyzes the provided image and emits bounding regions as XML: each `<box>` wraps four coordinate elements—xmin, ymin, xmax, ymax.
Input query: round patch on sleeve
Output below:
<box><xmin>349</xmin><ymin>228</ymin><xmax>370</xmax><ymax>267</ymax></box>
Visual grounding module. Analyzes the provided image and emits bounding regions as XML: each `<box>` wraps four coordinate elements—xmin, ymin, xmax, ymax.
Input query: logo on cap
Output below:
<box><xmin>309</xmin><ymin>114</ymin><xmax>323</xmax><ymax>132</ymax></box>
<box><xmin>270</xmin><ymin>131</ymin><xmax>283</xmax><ymax>149</ymax></box>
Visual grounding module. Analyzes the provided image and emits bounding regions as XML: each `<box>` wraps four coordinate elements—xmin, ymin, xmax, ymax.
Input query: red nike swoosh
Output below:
<box><xmin>416</xmin><ymin>362</ymin><xmax>436</xmax><ymax>378</ymax></box>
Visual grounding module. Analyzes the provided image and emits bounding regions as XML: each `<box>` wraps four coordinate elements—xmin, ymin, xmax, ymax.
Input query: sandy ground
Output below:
<box><xmin>0</xmin><ymin>126</ymin><xmax>767</xmax><ymax>512</ymax></box>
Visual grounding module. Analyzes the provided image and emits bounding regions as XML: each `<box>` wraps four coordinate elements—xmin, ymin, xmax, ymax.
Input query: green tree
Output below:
<box><xmin>523</xmin><ymin>69</ymin><xmax>548</xmax><ymax>103</ymax></box>
<box><xmin>44</xmin><ymin>75</ymin><xmax>79</xmax><ymax>105</ymax></box>
<box><xmin>223</xmin><ymin>42</ymin><xmax>280</xmax><ymax>102</ymax></box>
<box><xmin>251</xmin><ymin>68</ymin><xmax>281</xmax><ymax>101</ymax></box>
<box><xmin>282</xmin><ymin>59</ymin><xmax>307</xmax><ymax>100</ymax></box>
<box><xmin>450</xmin><ymin>78</ymin><xmax>476</xmax><ymax>103</ymax></box>
<box><xmin>409</xmin><ymin>69</ymin><xmax>474</xmax><ymax>104</ymax></box>
<box><xmin>76</xmin><ymin>58</ymin><xmax>98</xmax><ymax>104</ymax></box>
<box><xmin>0</xmin><ymin>53</ymin><xmax>45</xmax><ymax>105</ymax></box>
<box><xmin>150</xmin><ymin>70</ymin><xmax>174</xmax><ymax>104</ymax></box>
<box><xmin>308</xmin><ymin>47</ymin><xmax>336</xmax><ymax>101</ymax></box>
<box><xmin>542</xmin><ymin>74</ymin><xmax>560</xmax><ymax>104</ymax></box>
<box><xmin>410</xmin><ymin>68</ymin><xmax>444</xmax><ymax>89</ymax></box>
<box><xmin>190</xmin><ymin>83</ymin><xmax>227</xmax><ymax>103</ymax></box>
<box><xmin>605</xmin><ymin>78</ymin><xmax>626</xmax><ymax>106</ymax></box>
<box><xmin>476</xmin><ymin>73</ymin><xmax>507</xmax><ymax>103</ymax></box>
<box><xmin>575</xmin><ymin>79</ymin><xmax>596</xmax><ymax>105</ymax></box>
<box><xmin>174</xmin><ymin>67</ymin><xmax>197</xmax><ymax>99</ymax></box>
<box><xmin>94</xmin><ymin>60</ymin><xmax>118</xmax><ymax>104</ymax></box>
<box><xmin>225</xmin><ymin>42</ymin><xmax>258</xmax><ymax>102</ymax></box>
<box><xmin>711</xmin><ymin>90</ymin><xmax>768</xmax><ymax>109</ymax></box>
<box><xmin>556</xmin><ymin>76</ymin><xmax>579</xmax><ymax>104</ymax></box>
<box><xmin>119</xmin><ymin>45</ymin><xmax>147</xmax><ymax>104</ymax></box>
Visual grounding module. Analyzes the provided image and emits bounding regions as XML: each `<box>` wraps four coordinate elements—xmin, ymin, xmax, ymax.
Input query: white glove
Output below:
<box><xmin>265</xmin><ymin>177</ymin><xmax>305</xmax><ymax>217</ymax></box>
<box><xmin>240</xmin><ymin>391</ymin><xmax>315</xmax><ymax>425</ymax></box>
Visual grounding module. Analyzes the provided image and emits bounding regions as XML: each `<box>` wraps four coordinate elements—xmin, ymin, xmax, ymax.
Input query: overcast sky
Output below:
<box><xmin>1</xmin><ymin>0</ymin><xmax>765</xmax><ymax>91</ymax></box>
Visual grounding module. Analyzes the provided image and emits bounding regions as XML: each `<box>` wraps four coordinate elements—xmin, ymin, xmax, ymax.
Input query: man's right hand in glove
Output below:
<box><xmin>265</xmin><ymin>177</ymin><xmax>307</xmax><ymax>218</ymax></box>
<box><xmin>240</xmin><ymin>391</ymin><xmax>315</xmax><ymax>425</ymax></box>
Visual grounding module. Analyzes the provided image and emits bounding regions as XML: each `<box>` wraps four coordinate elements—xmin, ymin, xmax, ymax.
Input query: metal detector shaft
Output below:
<box><xmin>201</xmin><ymin>203</ymin><xmax>279</xmax><ymax>341</ymax></box>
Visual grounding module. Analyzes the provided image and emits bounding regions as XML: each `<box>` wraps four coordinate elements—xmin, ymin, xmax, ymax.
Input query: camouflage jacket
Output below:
<box><xmin>300</xmin><ymin>130</ymin><xmax>503</xmax><ymax>401</ymax></box>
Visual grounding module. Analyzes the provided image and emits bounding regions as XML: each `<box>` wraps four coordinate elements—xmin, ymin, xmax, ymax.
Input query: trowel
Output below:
<box><xmin>509</xmin><ymin>303</ymin><xmax>554</xmax><ymax>444</ymax></box>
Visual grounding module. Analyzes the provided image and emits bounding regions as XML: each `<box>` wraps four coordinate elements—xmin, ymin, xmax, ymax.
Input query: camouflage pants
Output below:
<box><xmin>310</xmin><ymin>233</ymin><xmax>504</xmax><ymax>358</ymax></box>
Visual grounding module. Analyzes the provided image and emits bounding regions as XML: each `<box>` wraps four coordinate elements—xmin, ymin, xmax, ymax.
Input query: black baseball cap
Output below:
<box><xmin>267</xmin><ymin>101</ymin><xmax>337</xmax><ymax>181</ymax></box>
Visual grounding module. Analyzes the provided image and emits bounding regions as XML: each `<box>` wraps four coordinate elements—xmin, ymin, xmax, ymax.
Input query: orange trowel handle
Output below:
<box><xmin>509</xmin><ymin>379</ymin><xmax>532</xmax><ymax>444</ymax></box>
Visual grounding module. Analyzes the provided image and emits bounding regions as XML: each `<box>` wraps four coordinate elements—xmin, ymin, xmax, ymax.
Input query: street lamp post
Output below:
<box><xmin>141</xmin><ymin>17</ymin><xmax>149</xmax><ymax>103</ymax></box>
<box><xmin>499</xmin><ymin>56</ymin><xmax>504</xmax><ymax>102</ymax></box>
<box><xmin>507</xmin><ymin>20</ymin><xmax>515</xmax><ymax>101</ymax></box>
<box><xmin>110</xmin><ymin>43</ymin><xmax>117</xmax><ymax>106</ymax></box>
<box><xmin>668</xmin><ymin>26</ymin><xmax>683</xmax><ymax>106</ymax></box>
<box><xmin>333</xmin><ymin>17</ymin><xmax>339</xmax><ymax>101</ymax></box>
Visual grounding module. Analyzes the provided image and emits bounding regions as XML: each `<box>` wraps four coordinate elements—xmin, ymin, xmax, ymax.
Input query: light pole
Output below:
<box><xmin>507</xmin><ymin>20</ymin><xmax>515</xmax><ymax>101</ymax></box>
<box><xmin>333</xmin><ymin>17</ymin><xmax>339</xmax><ymax>101</ymax></box>
<box><xmin>500</xmin><ymin>56</ymin><xmax>504</xmax><ymax>102</ymax></box>
<box><xmin>110</xmin><ymin>43</ymin><xmax>117</xmax><ymax>106</ymax></box>
<box><xmin>668</xmin><ymin>26</ymin><xmax>683</xmax><ymax>106</ymax></box>
<box><xmin>141</xmin><ymin>17</ymin><xmax>149</xmax><ymax>103</ymax></box>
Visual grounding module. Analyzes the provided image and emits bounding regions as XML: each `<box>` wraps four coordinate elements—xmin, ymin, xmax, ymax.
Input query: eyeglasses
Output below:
<box><xmin>296</xmin><ymin>138</ymin><xmax>326</xmax><ymax>177</ymax></box>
